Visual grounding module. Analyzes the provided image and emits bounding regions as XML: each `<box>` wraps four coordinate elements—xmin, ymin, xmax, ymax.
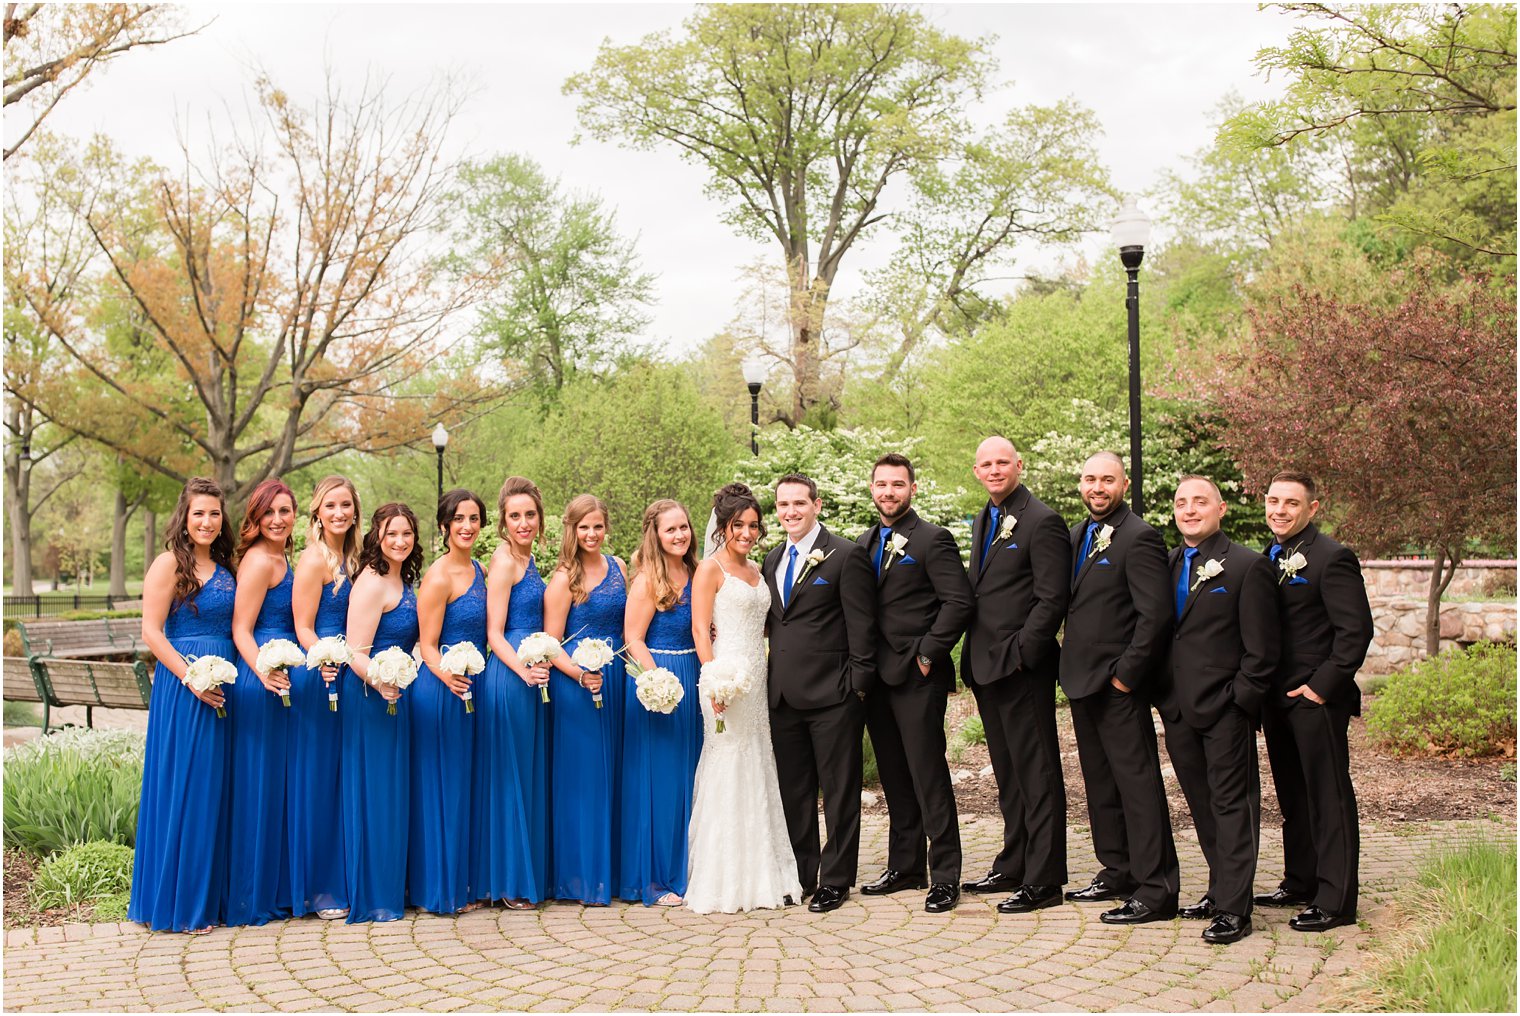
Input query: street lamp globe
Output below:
<box><xmin>431</xmin><ymin>422</ymin><xmax>449</xmax><ymax>451</ymax></box>
<box><xmin>1109</xmin><ymin>195</ymin><xmax>1153</xmax><ymax>251</ymax></box>
<box><xmin>741</xmin><ymin>357</ymin><xmax>766</xmax><ymax>393</ymax></box>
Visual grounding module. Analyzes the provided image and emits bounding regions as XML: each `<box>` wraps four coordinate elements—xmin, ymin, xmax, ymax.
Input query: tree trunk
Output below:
<box><xmin>4</xmin><ymin>399</ymin><xmax>35</xmax><ymax>596</ymax></box>
<box><xmin>143</xmin><ymin>508</ymin><xmax>158</xmax><ymax>564</ymax></box>
<box><xmin>109</xmin><ymin>486</ymin><xmax>130</xmax><ymax>597</ymax></box>
<box><xmin>1424</xmin><ymin>544</ymin><xmax>1462</xmax><ymax>658</ymax></box>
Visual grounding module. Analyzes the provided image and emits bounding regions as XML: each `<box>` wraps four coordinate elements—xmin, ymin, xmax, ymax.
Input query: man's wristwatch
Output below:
<box><xmin>916</xmin><ymin>654</ymin><xmax>933</xmax><ymax>669</ymax></box>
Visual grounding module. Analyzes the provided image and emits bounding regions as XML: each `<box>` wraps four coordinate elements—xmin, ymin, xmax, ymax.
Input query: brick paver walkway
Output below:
<box><xmin>3</xmin><ymin>817</ymin><xmax>1503</xmax><ymax>1012</ymax></box>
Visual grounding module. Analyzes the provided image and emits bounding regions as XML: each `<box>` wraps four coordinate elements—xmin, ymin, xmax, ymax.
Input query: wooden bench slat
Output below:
<box><xmin>17</xmin><ymin>619</ymin><xmax>147</xmax><ymax>659</ymax></box>
<box><xmin>2</xmin><ymin>656</ymin><xmax>44</xmax><ymax>703</ymax></box>
<box><xmin>28</xmin><ymin>657</ymin><xmax>151</xmax><ymax>730</ymax></box>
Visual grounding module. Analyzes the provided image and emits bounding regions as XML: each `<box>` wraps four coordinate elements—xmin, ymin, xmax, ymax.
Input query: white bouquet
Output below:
<box><xmin>516</xmin><ymin>631</ymin><xmax>563</xmax><ymax>704</ymax></box>
<box><xmin>439</xmin><ymin>641</ymin><xmax>486</xmax><ymax>713</ymax></box>
<box><xmin>634</xmin><ymin>666</ymin><xmax>685</xmax><ymax>715</ymax></box>
<box><xmin>305</xmin><ymin>635</ymin><xmax>352</xmax><ymax>711</ymax></box>
<box><xmin>571</xmin><ymin>637</ymin><xmax>616</xmax><ymax>709</ymax></box>
<box><xmin>369</xmin><ymin>646</ymin><xmax>420</xmax><ymax>716</ymax></box>
<box><xmin>256</xmin><ymin>638</ymin><xmax>306</xmax><ymax>707</ymax></box>
<box><xmin>698</xmin><ymin>658</ymin><xmax>756</xmax><ymax>733</ymax></box>
<box><xmin>183</xmin><ymin>654</ymin><xmax>237</xmax><ymax>718</ymax></box>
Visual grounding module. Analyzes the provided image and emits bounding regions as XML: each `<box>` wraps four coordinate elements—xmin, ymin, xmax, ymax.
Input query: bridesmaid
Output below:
<box><xmin>473</xmin><ymin>476</ymin><xmax>551</xmax><ymax>908</ymax></box>
<box><xmin>620</xmin><ymin>499</ymin><xmax>703</xmax><ymax>906</ymax></box>
<box><xmin>413</xmin><ymin>489</ymin><xmax>487</xmax><ymax>914</ymax></box>
<box><xmin>543</xmin><ymin>494</ymin><xmax>626</xmax><ymax>905</ymax></box>
<box><xmin>288</xmin><ymin>475</ymin><xmax>361</xmax><ymax>920</ymax></box>
<box><xmin>227</xmin><ymin>478</ymin><xmax>297</xmax><ymax>926</ymax></box>
<box><xmin>130</xmin><ymin>477</ymin><xmax>236</xmax><ymax>933</ymax></box>
<box><xmin>342</xmin><ymin>503</ymin><xmax>425</xmax><ymax>923</ymax></box>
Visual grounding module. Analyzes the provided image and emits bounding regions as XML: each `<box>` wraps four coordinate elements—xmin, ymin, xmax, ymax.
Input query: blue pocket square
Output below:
<box><xmin>812</xmin><ymin>577</ymin><xmax>829</xmax><ymax>585</ymax></box>
<box><xmin>1288</xmin><ymin>575</ymin><xmax>1309</xmax><ymax>586</ymax></box>
<box><xmin>1208</xmin><ymin>585</ymin><xmax>1228</xmax><ymax>594</ymax></box>
<box><xmin>1096</xmin><ymin>557</ymin><xmax>1112</xmax><ymax>566</ymax></box>
<box><xmin>901</xmin><ymin>555</ymin><xmax>917</xmax><ymax>565</ymax></box>
<box><xmin>1005</xmin><ymin>542</ymin><xmax>1019</xmax><ymax>550</ymax></box>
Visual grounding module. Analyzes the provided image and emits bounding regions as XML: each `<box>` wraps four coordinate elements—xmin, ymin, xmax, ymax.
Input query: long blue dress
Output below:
<box><xmin>619</xmin><ymin>579</ymin><xmax>703</xmax><ymax>904</ymax></box>
<box><xmin>287</xmin><ymin>573</ymin><xmax>349</xmax><ymax>917</ymax></box>
<box><xmin>341</xmin><ymin>584</ymin><xmax>416</xmax><ymax>923</ymax></box>
<box><xmin>226</xmin><ymin>567</ymin><xmax>293</xmax><ymax>926</ymax></box>
<box><xmin>408</xmin><ymin>560</ymin><xmax>482</xmax><ymax>913</ymax></box>
<box><xmin>472</xmin><ymin>557</ymin><xmax>548</xmax><ymax>903</ymax></box>
<box><xmin>129</xmin><ymin>565</ymin><xmax>235</xmax><ymax>932</ymax></box>
<box><xmin>551</xmin><ymin>556</ymin><xmax>625</xmax><ymax>904</ymax></box>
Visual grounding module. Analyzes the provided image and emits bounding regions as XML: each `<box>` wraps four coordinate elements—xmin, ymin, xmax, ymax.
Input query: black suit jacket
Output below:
<box><xmin>960</xmin><ymin>484</ymin><xmax>1071</xmax><ymax>686</ymax></box>
<box><xmin>1060</xmin><ymin>503</ymin><xmax>1173</xmax><ymax>700</ymax></box>
<box><xmin>1264</xmin><ymin>523</ymin><xmax>1375</xmax><ymax>715</ymax></box>
<box><xmin>855</xmin><ymin>509</ymin><xmax>973</xmax><ymax>692</ymax></box>
<box><xmin>1156</xmin><ymin>530</ymin><xmax>1280</xmax><ymax>728</ymax></box>
<box><xmin>762</xmin><ymin>524</ymin><xmax>879</xmax><ymax>709</ymax></box>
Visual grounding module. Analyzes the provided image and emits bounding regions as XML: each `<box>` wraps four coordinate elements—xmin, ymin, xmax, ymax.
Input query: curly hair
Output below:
<box><xmin>164</xmin><ymin>477</ymin><xmax>235</xmax><ymax>613</ymax></box>
<box><xmin>711</xmin><ymin>482</ymin><xmax>767</xmax><ymax>549</ymax></box>
<box><xmin>356</xmin><ymin>503</ymin><xmax>425</xmax><ymax>588</ymax></box>
<box><xmin>556</xmin><ymin>493</ymin><xmax>609</xmax><ymax>606</ymax></box>
<box><xmin>234</xmin><ymin>478</ymin><xmax>296</xmax><ymax>564</ymax></box>
<box><xmin>307</xmin><ymin>475</ymin><xmax>362</xmax><ymax>591</ymax></box>
<box><xmin>630</xmin><ymin>499</ymin><xmax>697</xmax><ymax>612</ymax></box>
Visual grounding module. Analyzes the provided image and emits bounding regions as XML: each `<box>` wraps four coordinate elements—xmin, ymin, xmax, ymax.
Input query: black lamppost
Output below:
<box><xmin>741</xmin><ymin>358</ymin><xmax>765</xmax><ymax>456</ymax></box>
<box><xmin>1110</xmin><ymin>196</ymin><xmax>1153</xmax><ymax>516</ymax></box>
<box><xmin>431</xmin><ymin>422</ymin><xmax>449</xmax><ymax>505</ymax></box>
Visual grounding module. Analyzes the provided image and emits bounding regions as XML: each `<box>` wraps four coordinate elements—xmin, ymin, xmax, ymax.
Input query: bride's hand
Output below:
<box><xmin>710</xmin><ymin>697</ymin><xmax>726</xmax><ymax>714</ymax></box>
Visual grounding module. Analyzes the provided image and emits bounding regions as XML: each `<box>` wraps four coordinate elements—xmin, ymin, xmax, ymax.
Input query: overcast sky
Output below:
<box><xmin>23</xmin><ymin>1</ymin><xmax>1295</xmax><ymax>354</ymax></box>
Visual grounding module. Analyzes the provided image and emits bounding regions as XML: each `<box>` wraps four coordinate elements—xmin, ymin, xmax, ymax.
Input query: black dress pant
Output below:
<box><xmin>1069</xmin><ymin>685</ymin><xmax>1179</xmax><ymax>909</ymax></box>
<box><xmin>970</xmin><ymin>674</ymin><xmax>1067</xmax><ymax>886</ymax></box>
<box><xmin>1161</xmin><ymin>705</ymin><xmax>1259</xmax><ymax>917</ymax></box>
<box><xmin>1262</xmin><ymin>697</ymin><xmax>1359</xmax><ymax>916</ymax></box>
<box><xmin>866</xmin><ymin>677</ymin><xmax>961</xmax><ymax>884</ymax></box>
<box><xmin>770</xmin><ymin>694</ymin><xmax>866</xmax><ymax>891</ymax></box>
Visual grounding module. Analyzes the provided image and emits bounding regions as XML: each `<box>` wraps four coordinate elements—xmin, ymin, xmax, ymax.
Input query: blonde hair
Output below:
<box><xmin>557</xmin><ymin>493</ymin><xmax>609</xmax><ymax>606</ymax></box>
<box><xmin>631</xmin><ymin>499</ymin><xmax>696</xmax><ymax>612</ymax></box>
<box><xmin>308</xmin><ymin>475</ymin><xmax>362</xmax><ymax>590</ymax></box>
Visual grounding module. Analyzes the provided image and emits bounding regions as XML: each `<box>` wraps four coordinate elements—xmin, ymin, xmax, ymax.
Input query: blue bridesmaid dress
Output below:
<box><xmin>408</xmin><ymin>560</ymin><xmax>483</xmax><ymax>913</ymax></box>
<box><xmin>550</xmin><ymin>556</ymin><xmax>625</xmax><ymax>904</ymax></box>
<box><xmin>129</xmin><ymin>565</ymin><xmax>235</xmax><ymax>932</ymax></box>
<box><xmin>619</xmin><ymin>579</ymin><xmax>703</xmax><ymax>904</ymax></box>
<box><xmin>287</xmin><ymin>573</ymin><xmax>349</xmax><ymax>916</ymax></box>
<box><xmin>341</xmin><ymin>584</ymin><xmax>416</xmax><ymax>923</ymax></box>
<box><xmin>225</xmin><ymin>567</ymin><xmax>293</xmax><ymax>926</ymax></box>
<box><xmin>472</xmin><ymin>557</ymin><xmax>548</xmax><ymax>903</ymax></box>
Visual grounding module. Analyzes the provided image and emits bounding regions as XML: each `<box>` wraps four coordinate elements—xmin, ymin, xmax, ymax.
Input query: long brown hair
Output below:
<box><xmin>631</xmin><ymin>499</ymin><xmax>696</xmax><ymax>611</ymax></box>
<box><xmin>235</xmin><ymin>477</ymin><xmax>296</xmax><ymax>564</ymax></box>
<box><xmin>356</xmin><ymin>502</ymin><xmax>425</xmax><ymax>587</ymax></box>
<box><xmin>164</xmin><ymin>477</ymin><xmax>235</xmax><ymax>612</ymax></box>
<box><xmin>496</xmin><ymin>476</ymin><xmax>545</xmax><ymax>559</ymax></box>
<box><xmin>436</xmin><ymin>488</ymin><xmax>488</xmax><ymax>552</ymax></box>
<box><xmin>556</xmin><ymin>493</ymin><xmax>609</xmax><ymax>606</ymax></box>
<box><xmin>308</xmin><ymin>475</ymin><xmax>362</xmax><ymax>590</ymax></box>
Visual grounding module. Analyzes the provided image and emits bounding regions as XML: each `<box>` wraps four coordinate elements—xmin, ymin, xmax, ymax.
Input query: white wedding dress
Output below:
<box><xmin>684</xmin><ymin>565</ymin><xmax>803</xmax><ymax>914</ymax></box>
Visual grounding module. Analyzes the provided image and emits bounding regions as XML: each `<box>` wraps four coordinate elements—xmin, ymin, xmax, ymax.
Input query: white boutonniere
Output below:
<box><xmin>1189</xmin><ymin>558</ymin><xmax>1224</xmax><ymax>593</ymax></box>
<box><xmin>794</xmin><ymin>547</ymin><xmax>834</xmax><ymax>587</ymax></box>
<box><xmin>996</xmin><ymin>513</ymin><xmax>1017</xmax><ymax>543</ymax></box>
<box><xmin>882</xmin><ymin>531</ymin><xmax>909</xmax><ymax>572</ymax></box>
<box><xmin>1088</xmin><ymin>523</ymin><xmax>1114</xmax><ymax>559</ymax></box>
<box><xmin>1278</xmin><ymin>548</ymin><xmax>1308</xmax><ymax>585</ymax></box>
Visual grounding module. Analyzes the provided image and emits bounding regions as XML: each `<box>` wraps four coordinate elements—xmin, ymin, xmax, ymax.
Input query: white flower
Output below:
<box><xmin>882</xmin><ymin>532</ymin><xmax>909</xmax><ymax>572</ymax></box>
<box><xmin>370</xmin><ymin>646</ymin><xmax>420</xmax><ymax>715</ymax></box>
<box><xmin>1279</xmin><ymin>551</ymin><xmax>1308</xmax><ymax>584</ymax></box>
<box><xmin>1190</xmin><ymin>558</ymin><xmax>1225</xmax><ymax>593</ymax></box>
<box><xmin>1090</xmin><ymin>523</ymin><xmax>1114</xmax><ymax>557</ymax></box>
<box><xmin>184</xmin><ymin>654</ymin><xmax>236</xmax><ymax>717</ymax></box>
<box><xmin>570</xmin><ymin>638</ymin><xmax>616</xmax><ymax>671</ymax></box>
<box><xmin>256</xmin><ymin>638</ymin><xmax>305</xmax><ymax>674</ymax></box>
<box><xmin>516</xmin><ymin>632</ymin><xmax>562</xmax><ymax>666</ymax></box>
<box><xmin>305</xmin><ymin>636</ymin><xmax>352</xmax><ymax>669</ymax></box>
<box><xmin>997</xmin><ymin>513</ymin><xmax>1017</xmax><ymax>542</ymax></box>
<box><xmin>699</xmin><ymin>658</ymin><xmax>758</xmax><ymax>733</ymax></box>
<box><xmin>635</xmin><ymin>666</ymin><xmax>685</xmax><ymax>714</ymax></box>
<box><xmin>440</xmin><ymin>641</ymin><xmax>486</xmax><ymax>676</ymax></box>
<box><xmin>805</xmin><ymin>549</ymin><xmax>827</xmax><ymax>569</ymax></box>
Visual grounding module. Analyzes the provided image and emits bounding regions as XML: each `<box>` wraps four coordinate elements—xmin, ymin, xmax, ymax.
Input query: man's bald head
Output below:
<box><xmin>973</xmin><ymin>435</ymin><xmax>1023</xmax><ymax>504</ymax></box>
<box><xmin>1082</xmin><ymin>451</ymin><xmax>1126</xmax><ymax>478</ymax></box>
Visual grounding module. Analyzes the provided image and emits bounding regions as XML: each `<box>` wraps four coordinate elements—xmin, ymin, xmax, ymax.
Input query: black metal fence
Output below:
<box><xmin>2</xmin><ymin>594</ymin><xmax>139</xmax><ymax>620</ymax></box>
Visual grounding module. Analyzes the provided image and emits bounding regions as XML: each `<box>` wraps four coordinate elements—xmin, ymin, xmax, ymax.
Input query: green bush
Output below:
<box><xmin>1365</xmin><ymin>642</ymin><xmax>1517</xmax><ymax>757</ymax></box>
<box><xmin>91</xmin><ymin>891</ymin><xmax>130</xmax><ymax>922</ymax></box>
<box><xmin>57</xmin><ymin>609</ymin><xmax>142</xmax><ymax>622</ymax></box>
<box><xmin>3</xmin><ymin>729</ymin><xmax>145</xmax><ymax>856</ymax></box>
<box><xmin>957</xmin><ymin>715</ymin><xmax>986</xmax><ymax>747</ymax></box>
<box><xmin>29</xmin><ymin>841</ymin><xmax>134</xmax><ymax>910</ymax></box>
<box><xmin>3</xmin><ymin>701</ymin><xmax>40</xmax><ymax>727</ymax></box>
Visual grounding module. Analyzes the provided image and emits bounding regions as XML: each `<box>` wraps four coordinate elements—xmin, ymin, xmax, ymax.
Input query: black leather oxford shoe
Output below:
<box><xmin>1201</xmin><ymin>911</ymin><xmax>1252</xmax><ymax>944</ymax></box>
<box><xmin>1254</xmin><ymin>887</ymin><xmax>1314</xmax><ymax>908</ymax></box>
<box><xmin>924</xmin><ymin>884</ymin><xmax>959</xmax><ymax>913</ymax></box>
<box><xmin>861</xmin><ymin>869</ymin><xmax>928</xmax><ymax>896</ymax></box>
<box><xmin>1289</xmin><ymin>905</ymin><xmax>1356</xmax><ymax>932</ymax></box>
<box><xmin>995</xmin><ymin>884</ymin><xmax>1063</xmax><ymax>914</ymax></box>
<box><xmin>808</xmin><ymin>885</ymin><xmax>849</xmax><ymax>913</ymax></box>
<box><xmin>1179</xmin><ymin>895</ymin><xmax>1217</xmax><ymax>920</ymax></box>
<box><xmin>962</xmin><ymin>871</ymin><xmax>1018</xmax><ymax>895</ymax></box>
<box><xmin>1100</xmin><ymin>898</ymin><xmax>1178</xmax><ymax>925</ymax></box>
<box><xmin>1066</xmin><ymin>878</ymin><xmax>1128</xmax><ymax>903</ymax></box>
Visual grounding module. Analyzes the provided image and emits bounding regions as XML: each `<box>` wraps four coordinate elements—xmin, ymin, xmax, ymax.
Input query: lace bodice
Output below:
<box><xmin>566</xmin><ymin>555</ymin><xmax>626</xmax><ymax>643</ymax></box>
<box><xmin>314</xmin><ymin>571</ymin><xmax>351</xmax><ymax>639</ymax></box>
<box><xmin>165</xmin><ymin>565</ymin><xmax>236</xmax><ymax>639</ymax></box>
<box><xmin>439</xmin><ymin>560</ymin><xmax>487</xmax><ymax>649</ymax></box>
<box><xmin>373</xmin><ymin>585</ymin><xmax>419</xmax><ymax>654</ymax></box>
<box><xmin>504</xmin><ymin>557</ymin><xmax>545</xmax><ymax>633</ymax></box>
<box><xmin>253</xmin><ymin>567</ymin><xmax>294</xmax><ymax>637</ymax></box>
<box><xmin>646</xmin><ymin>579</ymin><xmax>694</xmax><ymax>652</ymax></box>
<box><xmin>705</xmin><ymin>568</ymin><xmax>771</xmax><ymax>737</ymax></box>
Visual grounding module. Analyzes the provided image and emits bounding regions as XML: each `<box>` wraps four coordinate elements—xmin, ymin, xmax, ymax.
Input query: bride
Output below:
<box><xmin>684</xmin><ymin>483</ymin><xmax>802</xmax><ymax>914</ymax></box>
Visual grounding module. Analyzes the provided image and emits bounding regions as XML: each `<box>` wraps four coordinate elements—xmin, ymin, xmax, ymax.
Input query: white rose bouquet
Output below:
<box><xmin>516</xmin><ymin>631</ymin><xmax>563</xmax><ymax>704</ymax></box>
<box><xmin>305</xmin><ymin>635</ymin><xmax>353</xmax><ymax>711</ymax></box>
<box><xmin>439</xmin><ymin>641</ymin><xmax>486</xmax><ymax>713</ymax></box>
<box><xmin>634</xmin><ymin>666</ymin><xmax>685</xmax><ymax>715</ymax></box>
<box><xmin>698</xmin><ymin>658</ymin><xmax>756</xmax><ymax>733</ymax></box>
<box><xmin>184</xmin><ymin>654</ymin><xmax>237</xmax><ymax>718</ymax></box>
<box><xmin>255</xmin><ymin>638</ymin><xmax>305</xmax><ymax>707</ymax></box>
<box><xmin>369</xmin><ymin>646</ymin><xmax>420</xmax><ymax>715</ymax></box>
<box><xmin>570</xmin><ymin>637</ymin><xmax>617</xmax><ymax>709</ymax></box>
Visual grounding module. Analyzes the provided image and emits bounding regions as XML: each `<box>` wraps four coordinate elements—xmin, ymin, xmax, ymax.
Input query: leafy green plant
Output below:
<box><xmin>3</xmin><ymin>701</ymin><xmax>40</xmax><ymax>727</ymax></box>
<box><xmin>3</xmin><ymin>729</ymin><xmax>145</xmax><ymax>856</ymax></box>
<box><xmin>957</xmin><ymin>715</ymin><xmax>986</xmax><ymax>747</ymax></box>
<box><xmin>1365</xmin><ymin>643</ymin><xmax>1517</xmax><ymax>757</ymax></box>
<box><xmin>91</xmin><ymin>891</ymin><xmax>130</xmax><ymax>922</ymax></box>
<box><xmin>862</xmin><ymin>731</ymin><xmax>879</xmax><ymax>787</ymax></box>
<box><xmin>28</xmin><ymin>841</ymin><xmax>134</xmax><ymax>910</ymax></box>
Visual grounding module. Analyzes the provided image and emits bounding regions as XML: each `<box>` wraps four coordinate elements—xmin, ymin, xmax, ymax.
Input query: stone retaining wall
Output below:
<box><xmin>1364</xmin><ymin>596</ymin><xmax>1518</xmax><ymax>674</ymax></box>
<box><xmin>1363</xmin><ymin>559</ymin><xmax>1516</xmax><ymax>599</ymax></box>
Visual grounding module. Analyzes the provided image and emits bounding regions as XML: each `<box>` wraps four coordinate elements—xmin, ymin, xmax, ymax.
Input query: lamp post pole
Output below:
<box><xmin>1110</xmin><ymin>197</ymin><xmax>1153</xmax><ymax>516</ymax></box>
<box><xmin>741</xmin><ymin>359</ymin><xmax>766</xmax><ymax>456</ymax></box>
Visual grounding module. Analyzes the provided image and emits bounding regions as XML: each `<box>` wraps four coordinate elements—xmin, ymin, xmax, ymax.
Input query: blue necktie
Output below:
<box><xmin>782</xmin><ymin>545</ymin><xmax>798</xmax><ymax>606</ymax></box>
<box><xmin>1269</xmin><ymin>543</ymin><xmax>1284</xmax><ymax>562</ymax></box>
<box><xmin>1074</xmin><ymin>521</ymin><xmax>1099</xmax><ymax>578</ymax></box>
<box><xmin>875</xmin><ymin>527</ymin><xmax>892</xmax><ymax>576</ymax></box>
<box><xmin>1175</xmin><ymin>547</ymin><xmax>1199</xmax><ymax>619</ymax></box>
<box><xmin>980</xmin><ymin>507</ymin><xmax>1000</xmax><ymax>572</ymax></box>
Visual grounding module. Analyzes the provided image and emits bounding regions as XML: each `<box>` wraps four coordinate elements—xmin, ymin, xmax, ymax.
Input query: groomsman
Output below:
<box><xmin>959</xmin><ymin>437</ymin><xmax>1071</xmax><ymax>914</ymax></box>
<box><xmin>1255</xmin><ymin>471</ymin><xmax>1373</xmax><ymax>932</ymax></box>
<box><xmin>1059</xmin><ymin>452</ymin><xmax>1180</xmax><ymax>925</ymax></box>
<box><xmin>1157</xmin><ymin>475</ymin><xmax>1279</xmax><ymax>944</ymax></box>
<box><xmin>855</xmin><ymin>454</ymin><xmax>973</xmax><ymax>913</ymax></box>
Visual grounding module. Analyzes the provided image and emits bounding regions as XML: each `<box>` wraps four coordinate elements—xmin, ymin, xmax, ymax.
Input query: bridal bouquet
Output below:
<box><xmin>439</xmin><ymin>641</ymin><xmax>486</xmax><ymax>713</ymax></box>
<box><xmin>305</xmin><ymin>635</ymin><xmax>353</xmax><ymax>711</ymax></box>
<box><xmin>634</xmin><ymin>666</ymin><xmax>684</xmax><ymax>715</ymax></box>
<box><xmin>184</xmin><ymin>654</ymin><xmax>237</xmax><ymax>718</ymax></box>
<box><xmin>571</xmin><ymin>638</ymin><xmax>616</xmax><ymax>709</ymax></box>
<box><xmin>369</xmin><ymin>646</ymin><xmax>420</xmax><ymax>715</ymax></box>
<box><xmin>517</xmin><ymin>632</ymin><xmax>563</xmax><ymax>704</ymax></box>
<box><xmin>699</xmin><ymin>658</ymin><xmax>755</xmax><ymax>733</ymax></box>
<box><xmin>256</xmin><ymin>638</ymin><xmax>305</xmax><ymax>707</ymax></box>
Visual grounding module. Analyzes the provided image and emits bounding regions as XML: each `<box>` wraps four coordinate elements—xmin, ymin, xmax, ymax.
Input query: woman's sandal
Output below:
<box><xmin>654</xmin><ymin>893</ymin><xmax>683</xmax><ymax>908</ymax></box>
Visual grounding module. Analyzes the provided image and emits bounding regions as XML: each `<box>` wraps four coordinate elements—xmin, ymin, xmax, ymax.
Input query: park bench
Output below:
<box><xmin>16</xmin><ymin>618</ymin><xmax>148</xmax><ymax>659</ymax></box>
<box><xmin>27</xmin><ymin>656</ymin><xmax>152</xmax><ymax>734</ymax></box>
<box><xmin>3</xmin><ymin>655</ymin><xmax>45</xmax><ymax>704</ymax></box>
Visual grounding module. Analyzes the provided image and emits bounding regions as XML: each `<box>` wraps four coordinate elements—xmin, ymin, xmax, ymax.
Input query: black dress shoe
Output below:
<box><xmin>808</xmin><ymin>885</ymin><xmax>849</xmax><ymax>913</ymax></box>
<box><xmin>1289</xmin><ymin>905</ymin><xmax>1355</xmax><ymax>932</ymax></box>
<box><xmin>996</xmin><ymin>884</ymin><xmax>1063</xmax><ymax>914</ymax></box>
<box><xmin>1100</xmin><ymin>898</ymin><xmax>1178</xmax><ymax>925</ymax></box>
<box><xmin>1179</xmin><ymin>895</ymin><xmax>1217</xmax><ymax>920</ymax></box>
<box><xmin>962</xmin><ymin>871</ymin><xmax>1018</xmax><ymax>895</ymax></box>
<box><xmin>1201</xmin><ymin>911</ymin><xmax>1252</xmax><ymax>944</ymax></box>
<box><xmin>861</xmin><ymin>869</ymin><xmax>928</xmax><ymax>896</ymax></box>
<box><xmin>1254</xmin><ymin>887</ymin><xmax>1314</xmax><ymax>908</ymax></box>
<box><xmin>1065</xmin><ymin>878</ymin><xmax>1129</xmax><ymax>903</ymax></box>
<box><xmin>924</xmin><ymin>884</ymin><xmax>959</xmax><ymax>913</ymax></box>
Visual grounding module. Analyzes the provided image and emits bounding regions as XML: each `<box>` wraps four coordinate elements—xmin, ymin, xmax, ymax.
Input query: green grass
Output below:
<box><xmin>3</xmin><ymin>701</ymin><xmax>40</xmax><ymax>727</ymax></box>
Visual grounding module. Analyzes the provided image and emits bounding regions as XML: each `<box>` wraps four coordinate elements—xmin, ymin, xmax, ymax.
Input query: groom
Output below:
<box><xmin>763</xmin><ymin>473</ymin><xmax>879</xmax><ymax>913</ymax></box>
